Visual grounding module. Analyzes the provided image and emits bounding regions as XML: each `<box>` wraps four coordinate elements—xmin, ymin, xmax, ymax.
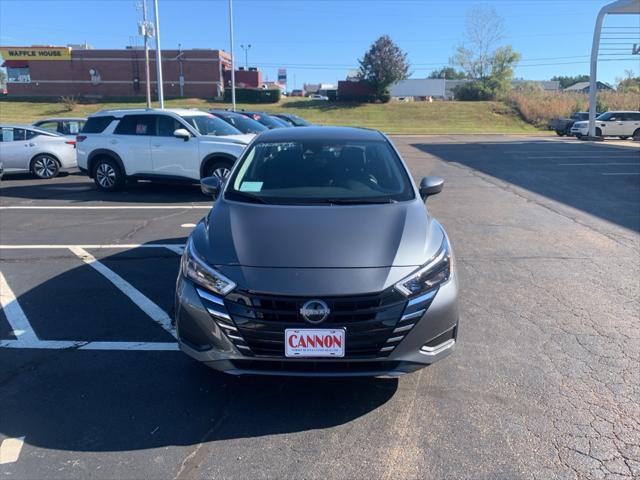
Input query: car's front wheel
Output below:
<box><xmin>31</xmin><ymin>154</ymin><xmax>60</xmax><ymax>179</ymax></box>
<box><xmin>633</xmin><ymin>128</ymin><xmax>640</xmax><ymax>140</ymax></box>
<box><xmin>204</xmin><ymin>159</ymin><xmax>233</xmax><ymax>182</ymax></box>
<box><xmin>93</xmin><ymin>158</ymin><xmax>125</xmax><ymax>192</ymax></box>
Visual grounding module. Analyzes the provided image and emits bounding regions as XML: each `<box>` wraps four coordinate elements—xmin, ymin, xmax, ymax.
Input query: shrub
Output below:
<box><xmin>454</xmin><ymin>82</ymin><xmax>494</xmax><ymax>101</ymax></box>
<box><xmin>223</xmin><ymin>88</ymin><xmax>281</xmax><ymax>103</ymax></box>
<box><xmin>59</xmin><ymin>95</ymin><xmax>78</xmax><ymax>112</ymax></box>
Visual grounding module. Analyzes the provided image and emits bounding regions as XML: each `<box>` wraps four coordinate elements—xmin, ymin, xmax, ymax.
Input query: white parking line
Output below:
<box><xmin>68</xmin><ymin>247</ymin><xmax>176</xmax><ymax>337</ymax></box>
<box><xmin>0</xmin><ymin>339</ymin><xmax>179</xmax><ymax>350</ymax></box>
<box><xmin>0</xmin><ymin>205</ymin><xmax>210</xmax><ymax>210</ymax></box>
<box><xmin>0</xmin><ymin>271</ymin><xmax>38</xmax><ymax>341</ymax></box>
<box><xmin>528</xmin><ymin>155</ymin><xmax>639</xmax><ymax>159</ymax></box>
<box><xmin>0</xmin><ymin>244</ymin><xmax>184</xmax><ymax>250</ymax></box>
<box><xmin>0</xmin><ymin>436</ymin><xmax>25</xmax><ymax>465</ymax></box>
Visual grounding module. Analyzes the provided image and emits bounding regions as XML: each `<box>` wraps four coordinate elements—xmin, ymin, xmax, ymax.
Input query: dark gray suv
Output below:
<box><xmin>174</xmin><ymin>127</ymin><xmax>459</xmax><ymax>376</ymax></box>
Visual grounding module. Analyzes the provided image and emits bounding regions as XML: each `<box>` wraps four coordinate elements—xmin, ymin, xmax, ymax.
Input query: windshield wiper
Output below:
<box><xmin>225</xmin><ymin>191</ymin><xmax>269</xmax><ymax>204</ymax></box>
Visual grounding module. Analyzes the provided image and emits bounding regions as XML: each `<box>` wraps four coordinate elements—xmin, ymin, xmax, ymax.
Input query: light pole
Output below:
<box><xmin>228</xmin><ymin>0</ymin><xmax>236</xmax><ymax>111</ymax></box>
<box><xmin>140</xmin><ymin>0</ymin><xmax>152</xmax><ymax>108</ymax></box>
<box><xmin>153</xmin><ymin>0</ymin><xmax>164</xmax><ymax>108</ymax></box>
<box><xmin>240</xmin><ymin>44</ymin><xmax>251</xmax><ymax>69</ymax></box>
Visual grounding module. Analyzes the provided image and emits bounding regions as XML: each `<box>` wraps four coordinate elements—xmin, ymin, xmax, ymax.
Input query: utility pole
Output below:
<box><xmin>141</xmin><ymin>0</ymin><xmax>151</xmax><ymax>108</ymax></box>
<box><xmin>228</xmin><ymin>0</ymin><xmax>236</xmax><ymax>111</ymax></box>
<box><xmin>153</xmin><ymin>0</ymin><xmax>164</xmax><ymax>108</ymax></box>
<box><xmin>240</xmin><ymin>44</ymin><xmax>251</xmax><ymax>69</ymax></box>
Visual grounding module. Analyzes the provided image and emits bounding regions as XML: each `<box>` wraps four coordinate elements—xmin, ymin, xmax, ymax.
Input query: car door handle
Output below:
<box><xmin>25</xmin><ymin>143</ymin><xmax>35</xmax><ymax>147</ymax></box>
<box><xmin>109</xmin><ymin>139</ymin><xmax>118</xmax><ymax>144</ymax></box>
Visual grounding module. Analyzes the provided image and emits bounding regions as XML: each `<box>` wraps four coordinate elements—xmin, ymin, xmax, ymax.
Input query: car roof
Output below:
<box><xmin>255</xmin><ymin>126</ymin><xmax>384</xmax><ymax>142</ymax></box>
<box><xmin>209</xmin><ymin>110</ymin><xmax>245</xmax><ymax>117</ymax></box>
<box><xmin>2</xmin><ymin>124</ymin><xmax>59</xmax><ymax>133</ymax></box>
<box><xmin>34</xmin><ymin>117</ymin><xmax>87</xmax><ymax>122</ymax></box>
<box><xmin>90</xmin><ymin>108</ymin><xmax>209</xmax><ymax>118</ymax></box>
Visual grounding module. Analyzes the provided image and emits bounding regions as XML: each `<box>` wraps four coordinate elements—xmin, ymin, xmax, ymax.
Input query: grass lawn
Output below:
<box><xmin>0</xmin><ymin>97</ymin><xmax>543</xmax><ymax>135</ymax></box>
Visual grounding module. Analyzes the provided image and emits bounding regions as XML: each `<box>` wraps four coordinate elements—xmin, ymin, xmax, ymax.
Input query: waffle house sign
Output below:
<box><xmin>0</xmin><ymin>46</ymin><xmax>72</xmax><ymax>61</ymax></box>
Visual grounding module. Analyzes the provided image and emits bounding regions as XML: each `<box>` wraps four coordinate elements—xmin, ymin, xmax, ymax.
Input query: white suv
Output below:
<box><xmin>76</xmin><ymin>108</ymin><xmax>254</xmax><ymax>191</ymax></box>
<box><xmin>571</xmin><ymin>111</ymin><xmax>640</xmax><ymax>139</ymax></box>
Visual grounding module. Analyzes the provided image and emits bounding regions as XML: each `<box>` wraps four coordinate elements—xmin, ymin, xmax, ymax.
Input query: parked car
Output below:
<box><xmin>0</xmin><ymin>125</ymin><xmax>77</xmax><ymax>179</ymax></box>
<box><xmin>548</xmin><ymin>112</ymin><xmax>590</xmax><ymax>136</ymax></box>
<box><xmin>272</xmin><ymin>113</ymin><xmax>313</xmax><ymax>127</ymax></box>
<box><xmin>210</xmin><ymin>110</ymin><xmax>268</xmax><ymax>134</ymax></box>
<box><xmin>175</xmin><ymin>126</ymin><xmax>459</xmax><ymax>376</ymax></box>
<box><xmin>76</xmin><ymin>108</ymin><xmax>254</xmax><ymax>191</ymax></box>
<box><xmin>236</xmin><ymin>111</ymin><xmax>291</xmax><ymax>129</ymax></box>
<box><xmin>571</xmin><ymin>111</ymin><xmax>640</xmax><ymax>139</ymax></box>
<box><xmin>290</xmin><ymin>89</ymin><xmax>305</xmax><ymax>97</ymax></box>
<box><xmin>309</xmin><ymin>94</ymin><xmax>329</xmax><ymax>101</ymax></box>
<box><xmin>32</xmin><ymin>117</ymin><xmax>87</xmax><ymax>139</ymax></box>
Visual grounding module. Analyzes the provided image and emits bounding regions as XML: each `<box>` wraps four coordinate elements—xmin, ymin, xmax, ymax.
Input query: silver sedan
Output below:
<box><xmin>0</xmin><ymin>125</ymin><xmax>77</xmax><ymax>179</ymax></box>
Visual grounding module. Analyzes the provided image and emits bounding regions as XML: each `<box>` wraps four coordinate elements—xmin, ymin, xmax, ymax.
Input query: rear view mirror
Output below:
<box><xmin>201</xmin><ymin>176</ymin><xmax>221</xmax><ymax>199</ymax></box>
<box><xmin>173</xmin><ymin>128</ymin><xmax>191</xmax><ymax>141</ymax></box>
<box><xmin>419</xmin><ymin>176</ymin><xmax>444</xmax><ymax>201</ymax></box>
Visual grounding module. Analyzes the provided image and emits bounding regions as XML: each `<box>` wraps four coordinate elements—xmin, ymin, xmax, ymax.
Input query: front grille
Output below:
<box><xmin>224</xmin><ymin>289</ymin><xmax>408</xmax><ymax>358</ymax></box>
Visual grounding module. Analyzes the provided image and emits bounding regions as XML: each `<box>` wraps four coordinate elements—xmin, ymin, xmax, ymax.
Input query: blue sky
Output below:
<box><xmin>0</xmin><ymin>0</ymin><xmax>638</xmax><ymax>88</ymax></box>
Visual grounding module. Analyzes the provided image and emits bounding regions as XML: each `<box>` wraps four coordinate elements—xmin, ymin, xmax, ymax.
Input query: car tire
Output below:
<box><xmin>204</xmin><ymin>158</ymin><xmax>233</xmax><ymax>182</ymax></box>
<box><xmin>633</xmin><ymin>128</ymin><xmax>640</xmax><ymax>140</ymax></box>
<box><xmin>595</xmin><ymin>128</ymin><xmax>603</xmax><ymax>138</ymax></box>
<box><xmin>555</xmin><ymin>130</ymin><xmax>564</xmax><ymax>137</ymax></box>
<box><xmin>31</xmin><ymin>154</ymin><xmax>60</xmax><ymax>179</ymax></box>
<box><xmin>93</xmin><ymin>157</ymin><xmax>125</xmax><ymax>192</ymax></box>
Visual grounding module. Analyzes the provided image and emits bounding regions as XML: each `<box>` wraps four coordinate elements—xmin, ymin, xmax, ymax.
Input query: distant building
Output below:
<box><xmin>390</xmin><ymin>79</ymin><xmax>446</xmax><ymax>100</ymax></box>
<box><xmin>303</xmin><ymin>83</ymin><xmax>336</xmax><ymax>95</ymax></box>
<box><xmin>1</xmin><ymin>45</ymin><xmax>232</xmax><ymax>98</ymax></box>
<box><xmin>223</xmin><ymin>67</ymin><xmax>262</xmax><ymax>89</ymax></box>
<box><xmin>563</xmin><ymin>81</ymin><xmax>613</xmax><ymax>93</ymax></box>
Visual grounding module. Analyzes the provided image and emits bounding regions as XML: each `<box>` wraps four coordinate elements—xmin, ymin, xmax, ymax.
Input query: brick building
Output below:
<box><xmin>1</xmin><ymin>46</ymin><xmax>233</xmax><ymax>99</ymax></box>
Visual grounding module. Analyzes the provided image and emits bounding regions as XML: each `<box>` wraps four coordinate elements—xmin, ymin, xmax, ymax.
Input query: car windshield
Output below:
<box><xmin>219</xmin><ymin>113</ymin><xmax>268</xmax><ymax>133</ymax></box>
<box><xmin>226</xmin><ymin>139</ymin><xmax>415</xmax><ymax>204</ymax></box>
<box><xmin>596</xmin><ymin>112</ymin><xmax>615</xmax><ymax>121</ymax></box>
<box><xmin>248</xmin><ymin>113</ymin><xmax>286</xmax><ymax>129</ymax></box>
<box><xmin>284</xmin><ymin>115</ymin><xmax>311</xmax><ymax>126</ymax></box>
<box><xmin>181</xmin><ymin>114</ymin><xmax>241</xmax><ymax>136</ymax></box>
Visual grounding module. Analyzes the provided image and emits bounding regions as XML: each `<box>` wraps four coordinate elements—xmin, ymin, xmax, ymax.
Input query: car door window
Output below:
<box><xmin>2</xmin><ymin>128</ymin><xmax>26</xmax><ymax>142</ymax></box>
<box><xmin>113</xmin><ymin>115</ymin><xmax>155</xmax><ymax>135</ymax></box>
<box><xmin>61</xmin><ymin>121</ymin><xmax>82</xmax><ymax>135</ymax></box>
<box><xmin>156</xmin><ymin>115</ymin><xmax>184</xmax><ymax>136</ymax></box>
<box><xmin>25</xmin><ymin>129</ymin><xmax>41</xmax><ymax>140</ymax></box>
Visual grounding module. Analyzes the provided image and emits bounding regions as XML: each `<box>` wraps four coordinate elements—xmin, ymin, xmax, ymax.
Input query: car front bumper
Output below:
<box><xmin>174</xmin><ymin>271</ymin><xmax>459</xmax><ymax>377</ymax></box>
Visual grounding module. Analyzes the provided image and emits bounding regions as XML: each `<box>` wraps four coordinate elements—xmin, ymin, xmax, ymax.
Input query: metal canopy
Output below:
<box><xmin>588</xmin><ymin>0</ymin><xmax>640</xmax><ymax>138</ymax></box>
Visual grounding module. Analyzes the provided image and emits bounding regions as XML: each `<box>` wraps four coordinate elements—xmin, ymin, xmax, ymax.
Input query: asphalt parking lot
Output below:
<box><xmin>1</xmin><ymin>135</ymin><xmax>638</xmax><ymax>479</ymax></box>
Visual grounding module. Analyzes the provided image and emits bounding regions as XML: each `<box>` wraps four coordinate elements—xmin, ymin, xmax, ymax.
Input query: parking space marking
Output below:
<box><xmin>0</xmin><ymin>339</ymin><xmax>179</xmax><ymax>350</ymax></box>
<box><xmin>164</xmin><ymin>245</ymin><xmax>185</xmax><ymax>255</ymax></box>
<box><xmin>0</xmin><ymin>436</ymin><xmax>25</xmax><ymax>465</ymax></box>
<box><xmin>68</xmin><ymin>247</ymin><xmax>176</xmax><ymax>338</ymax></box>
<box><xmin>0</xmin><ymin>244</ymin><xmax>184</xmax><ymax>250</ymax></box>
<box><xmin>0</xmin><ymin>271</ymin><xmax>38</xmax><ymax>341</ymax></box>
<box><xmin>601</xmin><ymin>172</ymin><xmax>640</xmax><ymax>176</ymax></box>
<box><xmin>0</xmin><ymin>206</ymin><xmax>210</xmax><ymax>210</ymax></box>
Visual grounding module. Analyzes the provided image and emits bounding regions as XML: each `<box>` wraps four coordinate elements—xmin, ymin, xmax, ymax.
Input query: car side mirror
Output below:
<box><xmin>419</xmin><ymin>176</ymin><xmax>444</xmax><ymax>201</ymax></box>
<box><xmin>201</xmin><ymin>176</ymin><xmax>221</xmax><ymax>199</ymax></box>
<box><xmin>173</xmin><ymin>128</ymin><xmax>191</xmax><ymax>141</ymax></box>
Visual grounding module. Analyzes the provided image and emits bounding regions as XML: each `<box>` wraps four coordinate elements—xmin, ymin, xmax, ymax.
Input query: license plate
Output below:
<box><xmin>285</xmin><ymin>329</ymin><xmax>345</xmax><ymax>358</ymax></box>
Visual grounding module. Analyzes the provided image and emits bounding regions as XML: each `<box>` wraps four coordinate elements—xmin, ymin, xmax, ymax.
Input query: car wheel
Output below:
<box><xmin>633</xmin><ymin>128</ymin><xmax>640</xmax><ymax>140</ymax></box>
<box><xmin>205</xmin><ymin>159</ymin><xmax>232</xmax><ymax>182</ymax></box>
<box><xmin>619</xmin><ymin>136</ymin><xmax>629</xmax><ymax>140</ymax></box>
<box><xmin>93</xmin><ymin>158</ymin><xmax>124</xmax><ymax>192</ymax></box>
<box><xmin>555</xmin><ymin>130</ymin><xmax>564</xmax><ymax>137</ymax></box>
<box><xmin>31</xmin><ymin>154</ymin><xmax>60</xmax><ymax>179</ymax></box>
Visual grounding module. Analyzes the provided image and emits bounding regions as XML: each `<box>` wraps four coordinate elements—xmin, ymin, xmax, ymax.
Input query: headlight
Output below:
<box><xmin>181</xmin><ymin>237</ymin><xmax>236</xmax><ymax>295</ymax></box>
<box><xmin>395</xmin><ymin>235</ymin><xmax>451</xmax><ymax>297</ymax></box>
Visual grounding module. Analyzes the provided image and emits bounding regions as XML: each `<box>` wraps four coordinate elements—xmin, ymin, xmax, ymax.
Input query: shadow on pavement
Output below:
<box><xmin>412</xmin><ymin>139</ymin><xmax>640</xmax><ymax>232</ymax></box>
<box><xmin>0</xmin><ymin>243</ymin><xmax>398</xmax><ymax>452</ymax></box>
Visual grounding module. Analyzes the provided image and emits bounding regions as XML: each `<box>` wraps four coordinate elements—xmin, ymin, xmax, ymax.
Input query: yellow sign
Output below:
<box><xmin>0</xmin><ymin>46</ymin><xmax>71</xmax><ymax>61</ymax></box>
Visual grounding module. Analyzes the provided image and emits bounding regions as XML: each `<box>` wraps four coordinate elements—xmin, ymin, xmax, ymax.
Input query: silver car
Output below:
<box><xmin>32</xmin><ymin>117</ymin><xmax>87</xmax><ymax>140</ymax></box>
<box><xmin>175</xmin><ymin>127</ymin><xmax>459</xmax><ymax>376</ymax></box>
<box><xmin>0</xmin><ymin>125</ymin><xmax>77</xmax><ymax>179</ymax></box>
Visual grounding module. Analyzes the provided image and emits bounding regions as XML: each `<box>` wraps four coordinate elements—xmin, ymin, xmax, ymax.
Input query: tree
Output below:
<box><xmin>0</xmin><ymin>68</ymin><xmax>6</xmax><ymax>87</ymax></box>
<box><xmin>616</xmin><ymin>70</ymin><xmax>640</xmax><ymax>93</ymax></box>
<box><xmin>551</xmin><ymin>74</ymin><xmax>590</xmax><ymax>89</ymax></box>
<box><xmin>428</xmin><ymin>67</ymin><xmax>466</xmax><ymax>80</ymax></box>
<box><xmin>359</xmin><ymin>35</ymin><xmax>410</xmax><ymax>101</ymax></box>
<box><xmin>450</xmin><ymin>5</ymin><xmax>520</xmax><ymax>99</ymax></box>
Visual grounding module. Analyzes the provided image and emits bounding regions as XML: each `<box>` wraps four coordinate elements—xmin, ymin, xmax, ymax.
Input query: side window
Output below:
<box><xmin>113</xmin><ymin>115</ymin><xmax>155</xmax><ymax>136</ymax></box>
<box><xmin>0</xmin><ymin>127</ymin><xmax>14</xmax><ymax>142</ymax></box>
<box><xmin>34</xmin><ymin>121</ymin><xmax>59</xmax><ymax>133</ymax></box>
<box><xmin>25</xmin><ymin>129</ymin><xmax>40</xmax><ymax>140</ymax></box>
<box><xmin>60</xmin><ymin>121</ymin><xmax>82</xmax><ymax>135</ymax></box>
<box><xmin>81</xmin><ymin>116</ymin><xmax>115</xmax><ymax>134</ymax></box>
<box><xmin>630</xmin><ymin>113</ymin><xmax>640</xmax><ymax>121</ymax></box>
<box><xmin>11</xmin><ymin>128</ymin><xmax>27</xmax><ymax>141</ymax></box>
<box><xmin>157</xmin><ymin>115</ymin><xmax>183</xmax><ymax>136</ymax></box>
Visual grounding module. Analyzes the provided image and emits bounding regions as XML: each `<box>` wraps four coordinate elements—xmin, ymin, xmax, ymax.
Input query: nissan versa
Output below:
<box><xmin>174</xmin><ymin>127</ymin><xmax>459</xmax><ymax>376</ymax></box>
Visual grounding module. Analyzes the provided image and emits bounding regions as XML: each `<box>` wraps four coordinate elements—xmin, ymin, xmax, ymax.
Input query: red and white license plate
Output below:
<box><xmin>285</xmin><ymin>329</ymin><xmax>345</xmax><ymax>358</ymax></box>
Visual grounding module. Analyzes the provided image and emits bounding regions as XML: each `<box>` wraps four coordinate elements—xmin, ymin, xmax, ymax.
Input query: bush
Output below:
<box><xmin>453</xmin><ymin>82</ymin><xmax>494</xmax><ymax>101</ymax></box>
<box><xmin>59</xmin><ymin>95</ymin><xmax>78</xmax><ymax>112</ymax></box>
<box><xmin>223</xmin><ymin>88</ymin><xmax>281</xmax><ymax>103</ymax></box>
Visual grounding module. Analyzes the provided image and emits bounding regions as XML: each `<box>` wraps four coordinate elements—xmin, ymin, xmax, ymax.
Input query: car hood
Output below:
<box><xmin>201</xmin><ymin>133</ymin><xmax>255</xmax><ymax>145</ymax></box>
<box><xmin>573</xmin><ymin>121</ymin><xmax>588</xmax><ymax>127</ymax></box>
<box><xmin>193</xmin><ymin>198</ymin><xmax>443</xmax><ymax>269</ymax></box>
